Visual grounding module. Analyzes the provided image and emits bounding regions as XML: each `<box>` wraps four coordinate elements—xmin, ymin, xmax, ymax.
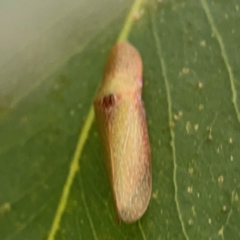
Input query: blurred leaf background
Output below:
<box><xmin>0</xmin><ymin>0</ymin><xmax>240</xmax><ymax>239</ymax></box>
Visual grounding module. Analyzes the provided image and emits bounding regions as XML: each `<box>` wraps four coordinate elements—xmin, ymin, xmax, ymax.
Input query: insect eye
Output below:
<box><xmin>102</xmin><ymin>94</ymin><xmax>115</xmax><ymax>109</ymax></box>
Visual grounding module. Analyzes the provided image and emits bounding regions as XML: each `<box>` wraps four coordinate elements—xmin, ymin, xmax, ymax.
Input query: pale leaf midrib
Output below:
<box><xmin>47</xmin><ymin>0</ymin><xmax>145</xmax><ymax>239</ymax></box>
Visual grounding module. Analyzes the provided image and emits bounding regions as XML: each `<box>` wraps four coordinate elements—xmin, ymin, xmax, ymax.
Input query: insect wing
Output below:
<box><xmin>94</xmin><ymin>93</ymin><xmax>151</xmax><ymax>223</ymax></box>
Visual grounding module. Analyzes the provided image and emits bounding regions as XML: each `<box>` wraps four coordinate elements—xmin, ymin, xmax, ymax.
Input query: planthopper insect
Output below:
<box><xmin>94</xmin><ymin>42</ymin><xmax>151</xmax><ymax>223</ymax></box>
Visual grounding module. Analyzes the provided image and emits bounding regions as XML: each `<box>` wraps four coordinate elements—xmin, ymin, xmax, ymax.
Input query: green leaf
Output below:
<box><xmin>1</xmin><ymin>0</ymin><xmax>240</xmax><ymax>239</ymax></box>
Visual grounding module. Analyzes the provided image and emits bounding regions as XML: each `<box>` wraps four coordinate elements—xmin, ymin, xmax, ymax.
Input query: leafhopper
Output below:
<box><xmin>94</xmin><ymin>42</ymin><xmax>151</xmax><ymax>223</ymax></box>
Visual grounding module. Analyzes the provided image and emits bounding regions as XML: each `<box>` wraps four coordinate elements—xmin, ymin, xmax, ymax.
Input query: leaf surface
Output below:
<box><xmin>1</xmin><ymin>0</ymin><xmax>240</xmax><ymax>239</ymax></box>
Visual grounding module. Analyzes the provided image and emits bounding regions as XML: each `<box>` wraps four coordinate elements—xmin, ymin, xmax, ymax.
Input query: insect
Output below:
<box><xmin>94</xmin><ymin>42</ymin><xmax>151</xmax><ymax>223</ymax></box>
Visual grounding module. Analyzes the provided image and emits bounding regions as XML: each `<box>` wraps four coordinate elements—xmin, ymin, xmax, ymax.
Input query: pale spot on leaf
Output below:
<box><xmin>200</xmin><ymin>40</ymin><xmax>206</xmax><ymax>47</ymax></box>
<box><xmin>0</xmin><ymin>202</ymin><xmax>11</xmax><ymax>215</ymax></box>
<box><xmin>182</xmin><ymin>67</ymin><xmax>189</xmax><ymax>74</ymax></box>
<box><xmin>191</xmin><ymin>206</ymin><xmax>196</xmax><ymax>216</ymax></box>
<box><xmin>198</xmin><ymin>104</ymin><xmax>204</xmax><ymax>111</ymax></box>
<box><xmin>70</xmin><ymin>110</ymin><xmax>75</xmax><ymax>116</ymax></box>
<box><xmin>198</xmin><ymin>82</ymin><xmax>203</xmax><ymax>88</ymax></box>
<box><xmin>186</xmin><ymin>121</ymin><xmax>192</xmax><ymax>134</ymax></box>
<box><xmin>188</xmin><ymin>219</ymin><xmax>193</xmax><ymax>225</ymax></box>
<box><xmin>187</xmin><ymin>186</ymin><xmax>193</xmax><ymax>193</ymax></box>
<box><xmin>218</xmin><ymin>175</ymin><xmax>224</xmax><ymax>184</ymax></box>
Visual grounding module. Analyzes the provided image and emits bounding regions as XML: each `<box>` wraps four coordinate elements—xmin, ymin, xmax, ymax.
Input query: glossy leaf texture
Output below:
<box><xmin>0</xmin><ymin>0</ymin><xmax>240</xmax><ymax>239</ymax></box>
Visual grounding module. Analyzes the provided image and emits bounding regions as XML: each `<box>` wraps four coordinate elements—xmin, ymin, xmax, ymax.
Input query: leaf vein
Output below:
<box><xmin>47</xmin><ymin>107</ymin><xmax>95</xmax><ymax>240</ymax></box>
<box><xmin>218</xmin><ymin>209</ymin><xmax>233</xmax><ymax>240</ymax></box>
<box><xmin>138</xmin><ymin>220</ymin><xmax>147</xmax><ymax>240</ymax></box>
<box><xmin>6</xmin><ymin>198</ymin><xmax>52</xmax><ymax>240</ymax></box>
<box><xmin>200</xmin><ymin>0</ymin><xmax>240</xmax><ymax>123</ymax></box>
<box><xmin>150</xmin><ymin>9</ymin><xmax>190</xmax><ymax>240</ymax></box>
<box><xmin>80</xmin><ymin>177</ymin><xmax>99</xmax><ymax>240</ymax></box>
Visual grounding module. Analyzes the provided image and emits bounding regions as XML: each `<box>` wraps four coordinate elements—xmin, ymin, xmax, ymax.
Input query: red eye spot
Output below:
<box><xmin>102</xmin><ymin>94</ymin><xmax>115</xmax><ymax>109</ymax></box>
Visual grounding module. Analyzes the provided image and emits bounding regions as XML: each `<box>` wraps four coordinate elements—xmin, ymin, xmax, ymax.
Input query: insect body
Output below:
<box><xmin>94</xmin><ymin>42</ymin><xmax>151</xmax><ymax>223</ymax></box>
